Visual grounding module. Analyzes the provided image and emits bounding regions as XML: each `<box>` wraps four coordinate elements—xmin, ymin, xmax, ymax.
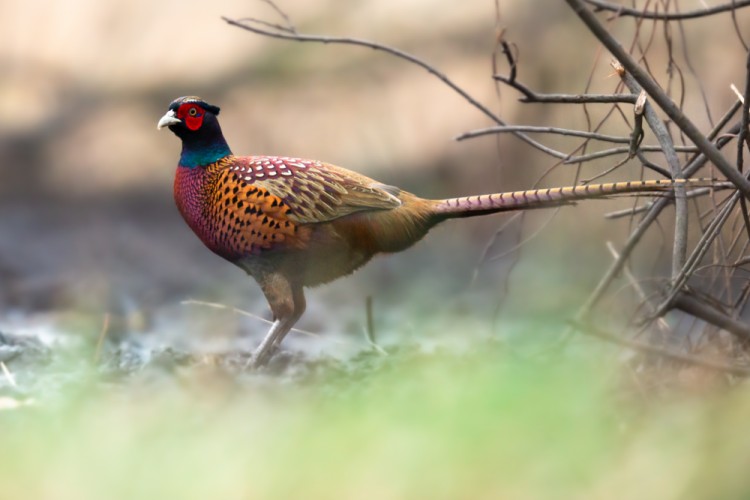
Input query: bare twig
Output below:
<box><xmin>563</xmin><ymin>144</ymin><xmax>696</xmax><ymax>164</ymax></box>
<box><xmin>604</xmin><ymin>187</ymin><xmax>730</xmax><ymax>219</ymax></box>
<box><xmin>456</xmin><ymin>125</ymin><xmax>630</xmax><ymax>144</ymax></box>
<box><xmin>606</xmin><ymin>241</ymin><xmax>672</xmax><ymax>334</ymax></box>
<box><xmin>94</xmin><ymin>313</ymin><xmax>110</xmax><ymax>363</ymax></box>
<box><xmin>612</xmin><ymin>60</ymin><xmax>688</xmax><ymax>278</ymax></box>
<box><xmin>655</xmin><ymin>192</ymin><xmax>741</xmax><ymax>315</ymax></box>
<box><xmin>673</xmin><ymin>291</ymin><xmax>750</xmax><ymax>343</ymax></box>
<box><xmin>181</xmin><ymin>299</ymin><xmax>322</xmax><ymax>339</ymax></box>
<box><xmin>628</xmin><ymin>90</ymin><xmax>647</xmax><ymax>158</ymax></box>
<box><xmin>736</xmin><ymin>51</ymin><xmax>750</xmax><ymax>243</ymax></box>
<box><xmin>576</xmin><ymin>197</ymin><xmax>668</xmax><ymax>318</ymax></box>
<box><xmin>234</xmin><ymin>17</ymin><xmax>294</xmax><ymax>34</ymax></box>
<box><xmin>584</xmin><ymin>0</ymin><xmax>750</xmax><ymax>20</ymax></box>
<box><xmin>0</xmin><ymin>362</ymin><xmax>16</xmax><ymax>388</ymax></box>
<box><xmin>580</xmin><ymin>155</ymin><xmax>630</xmax><ymax>184</ymax></box>
<box><xmin>634</xmin><ymin>150</ymin><xmax>672</xmax><ymax>178</ymax></box>
<box><xmin>571</xmin><ymin>320</ymin><xmax>750</xmax><ymax>377</ymax></box>
<box><xmin>492</xmin><ymin>75</ymin><xmax>637</xmax><ymax>103</ymax></box>
<box><xmin>731</xmin><ymin>83</ymin><xmax>745</xmax><ymax>104</ymax></box>
<box><xmin>470</xmin><ymin>212</ymin><xmax>523</xmax><ymax>286</ymax></box>
<box><xmin>364</xmin><ymin>296</ymin><xmax>387</xmax><ymax>355</ymax></box>
<box><xmin>675</xmin><ymin>11</ymin><xmax>716</xmax><ymax>126</ymax></box>
<box><xmin>259</xmin><ymin>0</ymin><xmax>295</xmax><ymax>31</ymax></box>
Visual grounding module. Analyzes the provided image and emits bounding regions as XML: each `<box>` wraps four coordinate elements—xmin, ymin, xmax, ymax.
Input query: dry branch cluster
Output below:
<box><xmin>227</xmin><ymin>0</ymin><xmax>750</xmax><ymax>379</ymax></box>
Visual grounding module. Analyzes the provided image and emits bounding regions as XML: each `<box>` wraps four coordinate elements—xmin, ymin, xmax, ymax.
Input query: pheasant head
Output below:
<box><xmin>158</xmin><ymin>96</ymin><xmax>232</xmax><ymax>168</ymax></box>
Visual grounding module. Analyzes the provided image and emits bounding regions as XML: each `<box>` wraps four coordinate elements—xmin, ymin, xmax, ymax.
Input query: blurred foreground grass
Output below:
<box><xmin>1</xmin><ymin>340</ymin><xmax>750</xmax><ymax>500</ymax></box>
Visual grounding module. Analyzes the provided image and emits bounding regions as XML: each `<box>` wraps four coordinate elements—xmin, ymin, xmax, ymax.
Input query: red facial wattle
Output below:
<box><xmin>176</xmin><ymin>103</ymin><xmax>204</xmax><ymax>131</ymax></box>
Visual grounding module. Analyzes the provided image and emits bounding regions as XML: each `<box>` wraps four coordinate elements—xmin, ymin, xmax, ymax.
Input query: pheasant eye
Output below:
<box><xmin>188</xmin><ymin>107</ymin><xmax>198</xmax><ymax>116</ymax></box>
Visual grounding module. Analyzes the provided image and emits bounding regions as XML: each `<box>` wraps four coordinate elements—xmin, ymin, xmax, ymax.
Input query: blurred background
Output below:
<box><xmin>7</xmin><ymin>2</ymin><xmax>750</xmax><ymax>498</ymax></box>
<box><xmin>2</xmin><ymin>0</ymin><xmax>748</xmax><ymax>357</ymax></box>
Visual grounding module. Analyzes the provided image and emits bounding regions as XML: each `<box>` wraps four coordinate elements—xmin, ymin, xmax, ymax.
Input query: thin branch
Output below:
<box><xmin>635</xmin><ymin>150</ymin><xmax>672</xmax><ymax>178</ymax></box>
<box><xmin>181</xmin><ymin>299</ymin><xmax>323</xmax><ymax>339</ymax></box>
<box><xmin>606</xmin><ymin>241</ymin><xmax>672</xmax><ymax>335</ymax></box>
<box><xmin>571</xmin><ymin>320</ymin><xmax>750</xmax><ymax>376</ymax></box>
<box><xmin>456</xmin><ymin>125</ymin><xmax>631</xmax><ymax>143</ymax></box>
<box><xmin>604</xmin><ymin>187</ymin><xmax>731</xmax><ymax>219</ymax></box>
<box><xmin>736</xmin><ymin>50</ymin><xmax>750</xmax><ymax>243</ymax></box>
<box><xmin>470</xmin><ymin>212</ymin><xmax>522</xmax><ymax>286</ymax></box>
<box><xmin>234</xmin><ymin>16</ymin><xmax>295</xmax><ymax>34</ymax></box>
<box><xmin>655</xmin><ymin>191</ymin><xmax>741</xmax><ymax>315</ymax></box>
<box><xmin>584</xmin><ymin>0</ymin><xmax>750</xmax><ymax>20</ymax></box>
<box><xmin>673</xmin><ymin>292</ymin><xmax>750</xmax><ymax>343</ymax></box>
<box><xmin>94</xmin><ymin>313</ymin><xmax>110</xmax><ymax>363</ymax></box>
<box><xmin>492</xmin><ymin>75</ymin><xmax>637</xmax><ymax>103</ymax></box>
<box><xmin>0</xmin><ymin>362</ymin><xmax>16</xmax><ymax>388</ymax></box>
<box><xmin>575</xmin><ymin>195</ymin><xmax>669</xmax><ymax>318</ymax></box>
<box><xmin>497</xmin><ymin>38</ymin><xmax>517</xmax><ymax>83</ymax></box>
<box><xmin>580</xmin><ymin>155</ymin><xmax>630</xmax><ymax>183</ymax></box>
<box><xmin>364</xmin><ymin>296</ymin><xmax>387</xmax><ymax>355</ymax></box>
<box><xmin>488</xmin><ymin>209</ymin><xmax>561</xmax><ymax>262</ymax></box>
<box><xmin>614</xmin><ymin>61</ymin><xmax>688</xmax><ymax>279</ymax></box>
<box><xmin>628</xmin><ymin>90</ymin><xmax>647</xmax><ymax>158</ymax></box>
<box><xmin>563</xmin><ymin>144</ymin><xmax>697</xmax><ymax>164</ymax></box>
<box><xmin>675</xmin><ymin>11</ymin><xmax>715</xmax><ymax>125</ymax></box>
<box><xmin>729</xmin><ymin>0</ymin><xmax>750</xmax><ymax>51</ymax></box>
<box><xmin>259</xmin><ymin>0</ymin><xmax>295</xmax><ymax>31</ymax></box>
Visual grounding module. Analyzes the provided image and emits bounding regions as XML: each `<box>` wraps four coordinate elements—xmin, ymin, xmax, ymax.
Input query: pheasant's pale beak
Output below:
<box><xmin>157</xmin><ymin>109</ymin><xmax>181</xmax><ymax>130</ymax></box>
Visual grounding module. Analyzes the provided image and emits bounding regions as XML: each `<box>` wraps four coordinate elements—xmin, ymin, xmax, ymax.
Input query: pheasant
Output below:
<box><xmin>159</xmin><ymin>96</ymin><xmax>711</xmax><ymax>368</ymax></box>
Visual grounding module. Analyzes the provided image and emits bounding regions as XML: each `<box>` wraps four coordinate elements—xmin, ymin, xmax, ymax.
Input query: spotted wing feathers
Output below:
<box><xmin>231</xmin><ymin>157</ymin><xmax>402</xmax><ymax>224</ymax></box>
<box><xmin>206</xmin><ymin>163</ymin><xmax>299</xmax><ymax>256</ymax></box>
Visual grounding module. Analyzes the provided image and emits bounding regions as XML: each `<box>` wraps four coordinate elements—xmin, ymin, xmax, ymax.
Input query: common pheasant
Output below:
<box><xmin>159</xmin><ymin>96</ymin><xmax>709</xmax><ymax>367</ymax></box>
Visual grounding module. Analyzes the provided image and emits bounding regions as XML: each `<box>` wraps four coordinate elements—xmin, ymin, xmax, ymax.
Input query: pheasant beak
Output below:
<box><xmin>157</xmin><ymin>109</ymin><xmax>181</xmax><ymax>130</ymax></box>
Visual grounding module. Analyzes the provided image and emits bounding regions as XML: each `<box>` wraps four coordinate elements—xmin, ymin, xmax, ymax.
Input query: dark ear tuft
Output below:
<box><xmin>204</xmin><ymin>103</ymin><xmax>221</xmax><ymax>116</ymax></box>
<box><xmin>168</xmin><ymin>96</ymin><xmax>221</xmax><ymax>115</ymax></box>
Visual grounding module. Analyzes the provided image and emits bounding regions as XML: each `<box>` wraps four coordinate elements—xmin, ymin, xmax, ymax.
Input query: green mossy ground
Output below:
<box><xmin>1</xmin><ymin>331</ymin><xmax>749</xmax><ymax>500</ymax></box>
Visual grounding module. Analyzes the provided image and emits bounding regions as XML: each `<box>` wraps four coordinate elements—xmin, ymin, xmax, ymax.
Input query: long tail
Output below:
<box><xmin>432</xmin><ymin>178</ymin><xmax>721</xmax><ymax>218</ymax></box>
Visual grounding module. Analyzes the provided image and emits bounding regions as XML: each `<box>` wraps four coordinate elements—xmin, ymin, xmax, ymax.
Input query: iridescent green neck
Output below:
<box><xmin>179</xmin><ymin>141</ymin><xmax>232</xmax><ymax>169</ymax></box>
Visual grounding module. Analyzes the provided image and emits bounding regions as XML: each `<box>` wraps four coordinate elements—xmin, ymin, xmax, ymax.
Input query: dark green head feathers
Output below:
<box><xmin>158</xmin><ymin>96</ymin><xmax>231</xmax><ymax>168</ymax></box>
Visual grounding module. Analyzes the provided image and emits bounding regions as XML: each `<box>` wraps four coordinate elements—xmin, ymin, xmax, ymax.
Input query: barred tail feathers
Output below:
<box><xmin>432</xmin><ymin>178</ymin><xmax>713</xmax><ymax>218</ymax></box>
